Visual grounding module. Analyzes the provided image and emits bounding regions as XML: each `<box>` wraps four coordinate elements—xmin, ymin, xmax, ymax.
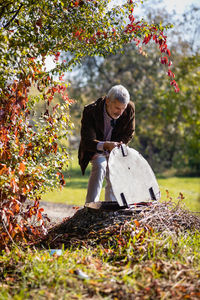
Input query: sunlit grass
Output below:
<box><xmin>158</xmin><ymin>177</ymin><xmax>200</xmax><ymax>212</ymax></box>
<box><xmin>1</xmin><ymin>229</ymin><xmax>200</xmax><ymax>299</ymax></box>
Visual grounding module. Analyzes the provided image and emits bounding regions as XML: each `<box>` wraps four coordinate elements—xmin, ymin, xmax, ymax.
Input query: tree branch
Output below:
<box><xmin>3</xmin><ymin>3</ymin><xmax>23</xmax><ymax>29</ymax></box>
<box><xmin>92</xmin><ymin>57</ymin><xmax>112</xmax><ymax>85</ymax></box>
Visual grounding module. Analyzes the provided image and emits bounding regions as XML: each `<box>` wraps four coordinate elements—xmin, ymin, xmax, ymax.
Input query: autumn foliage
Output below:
<box><xmin>125</xmin><ymin>6</ymin><xmax>179</xmax><ymax>92</ymax></box>
<box><xmin>0</xmin><ymin>60</ymin><xmax>73</xmax><ymax>249</ymax></box>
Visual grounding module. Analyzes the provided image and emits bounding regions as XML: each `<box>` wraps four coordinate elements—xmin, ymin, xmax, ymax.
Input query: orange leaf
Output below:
<box><xmin>19</xmin><ymin>144</ymin><xmax>25</xmax><ymax>156</ymax></box>
<box><xmin>10</xmin><ymin>178</ymin><xmax>19</xmax><ymax>193</ymax></box>
<box><xmin>27</xmin><ymin>142</ymin><xmax>33</xmax><ymax>149</ymax></box>
<box><xmin>37</xmin><ymin>211</ymin><xmax>42</xmax><ymax>220</ymax></box>
<box><xmin>9</xmin><ymin>223</ymin><xmax>13</xmax><ymax>233</ymax></box>
<box><xmin>5</xmin><ymin>277</ymin><xmax>15</xmax><ymax>282</ymax></box>
<box><xmin>15</xmin><ymin>224</ymin><xmax>23</xmax><ymax>232</ymax></box>
<box><xmin>72</xmin><ymin>206</ymin><xmax>80</xmax><ymax>210</ymax></box>
<box><xmin>0</xmin><ymin>165</ymin><xmax>7</xmax><ymax>175</ymax></box>
<box><xmin>13</xmin><ymin>203</ymin><xmax>20</xmax><ymax>213</ymax></box>
<box><xmin>19</xmin><ymin>162</ymin><xmax>25</xmax><ymax>175</ymax></box>
<box><xmin>7</xmin><ymin>209</ymin><xmax>14</xmax><ymax>216</ymax></box>
<box><xmin>134</xmin><ymin>220</ymin><xmax>140</xmax><ymax>227</ymax></box>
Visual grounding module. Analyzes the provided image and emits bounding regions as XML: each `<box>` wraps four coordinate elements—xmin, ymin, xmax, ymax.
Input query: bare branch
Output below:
<box><xmin>3</xmin><ymin>3</ymin><xmax>23</xmax><ymax>29</ymax></box>
<box><xmin>92</xmin><ymin>57</ymin><xmax>112</xmax><ymax>85</ymax></box>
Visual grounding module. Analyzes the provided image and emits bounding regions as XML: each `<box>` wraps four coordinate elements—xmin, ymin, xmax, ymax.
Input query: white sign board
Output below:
<box><xmin>108</xmin><ymin>145</ymin><xmax>161</xmax><ymax>207</ymax></box>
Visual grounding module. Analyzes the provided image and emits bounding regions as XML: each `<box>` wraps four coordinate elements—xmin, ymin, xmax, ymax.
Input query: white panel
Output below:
<box><xmin>108</xmin><ymin>145</ymin><xmax>161</xmax><ymax>206</ymax></box>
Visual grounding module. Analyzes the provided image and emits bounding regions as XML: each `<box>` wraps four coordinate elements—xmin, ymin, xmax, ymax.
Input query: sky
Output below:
<box><xmin>157</xmin><ymin>0</ymin><xmax>199</xmax><ymax>14</ymax></box>
<box><xmin>134</xmin><ymin>0</ymin><xmax>199</xmax><ymax>14</ymax></box>
<box><xmin>45</xmin><ymin>0</ymin><xmax>199</xmax><ymax>71</ymax></box>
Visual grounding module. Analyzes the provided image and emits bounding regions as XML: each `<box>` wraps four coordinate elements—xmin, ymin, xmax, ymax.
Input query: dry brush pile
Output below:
<box><xmin>41</xmin><ymin>198</ymin><xmax>200</xmax><ymax>249</ymax></box>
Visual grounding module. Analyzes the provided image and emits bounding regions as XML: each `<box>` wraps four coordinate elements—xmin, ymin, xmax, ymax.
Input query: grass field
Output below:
<box><xmin>1</xmin><ymin>229</ymin><xmax>200</xmax><ymax>300</ymax></box>
<box><xmin>42</xmin><ymin>152</ymin><xmax>200</xmax><ymax>212</ymax></box>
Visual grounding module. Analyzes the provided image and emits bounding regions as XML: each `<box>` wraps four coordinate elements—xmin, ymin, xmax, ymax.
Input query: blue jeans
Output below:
<box><xmin>85</xmin><ymin>154</ymin><xmax>117</xmax><ymax>203</ymax></box>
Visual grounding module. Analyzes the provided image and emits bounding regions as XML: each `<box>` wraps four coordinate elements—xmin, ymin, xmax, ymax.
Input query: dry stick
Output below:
<box><xmin>138</xmin><ymin>201</ymin><xmax>200</xmax><ymax>233</ymax></box>
<box><xmin>51</xmin><ymin>234</ymin><xmax>63</xmax><ymax>243</ymax></box>
<box><xmin>2</xmin><ymin>219</ymin><xmax>22</xmax><ymax>252</ymax></box>
<box><xmin>139</xmin><ymin>212</ymin><xmax>161</xmax><ymax>224</ymax></box>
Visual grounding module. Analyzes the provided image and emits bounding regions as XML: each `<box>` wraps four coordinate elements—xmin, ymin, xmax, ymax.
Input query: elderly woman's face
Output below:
<box><xmin>106</xmin><ymin>98</ymin><xmax>127</xmax><ymax>119</ymax></box>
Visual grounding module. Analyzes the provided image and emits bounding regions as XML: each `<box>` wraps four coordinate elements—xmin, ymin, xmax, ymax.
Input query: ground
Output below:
<box><xmin>40</xmin><ymin>201</ymin><xmax>79</xmax><ymax>224</ymax></box>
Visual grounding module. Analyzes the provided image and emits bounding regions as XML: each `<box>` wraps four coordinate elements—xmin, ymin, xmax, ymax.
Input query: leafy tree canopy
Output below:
<box><xmin>65</xmin><ymin>4</ymin><xmax>199</xmax><ymax>175</ymax></box>
<box><xmin>0</xmin><ymin>0</ymin><xmax>177</xmax><ymax>90</ymax></box>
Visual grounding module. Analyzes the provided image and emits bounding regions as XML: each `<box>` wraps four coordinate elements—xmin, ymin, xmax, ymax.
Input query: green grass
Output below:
<box><xmin>158</xmin><ymin>177</ymin><xmax>200</xmax><ymax>212</ymax></box>
<box><xmin>42</xmin><ymin>152</ymin><xmax>200</xmax><ymax>211</ymax></box>
<box><xmin>1</xmin><ymin>227</ymin><xmax>200</xmax><ymax>299</ymax></box>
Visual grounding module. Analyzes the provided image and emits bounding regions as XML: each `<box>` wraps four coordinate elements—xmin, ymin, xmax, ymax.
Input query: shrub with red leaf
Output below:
<box><xmin>0</xmin><ymin>62</ymin><xmax>74</xmax><ymax>250</ymax></box>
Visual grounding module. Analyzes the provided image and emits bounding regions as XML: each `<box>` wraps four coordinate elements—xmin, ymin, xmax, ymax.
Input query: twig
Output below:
<box><xmin>2</xmin><ymin>219</ymin><xmax>22</xmax><ymax>251</ymax></box>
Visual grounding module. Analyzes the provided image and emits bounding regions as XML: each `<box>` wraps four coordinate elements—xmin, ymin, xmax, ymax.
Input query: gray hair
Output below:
<box><xmin>107</xmin><ymin>85</ymin><xmax>130</xmax><ymax>104</ymax></box>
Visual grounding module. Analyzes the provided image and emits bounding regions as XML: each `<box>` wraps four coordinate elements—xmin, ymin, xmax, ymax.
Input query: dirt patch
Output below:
<box><xmin>40</xmin><ymin>201</ymin><xmax>81</xmax><ymax>225</ymax></box>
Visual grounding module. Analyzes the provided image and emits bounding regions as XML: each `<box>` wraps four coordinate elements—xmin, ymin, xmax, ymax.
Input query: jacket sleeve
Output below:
<box><xmin>123</xmin><ymin>101</ymin><xmax>135</xmax><ymax>144</ymax></box>
<box><xmin>80</xmin><ymin>106</ymin><xmax>101</xmax><ymax>153</ymax></box>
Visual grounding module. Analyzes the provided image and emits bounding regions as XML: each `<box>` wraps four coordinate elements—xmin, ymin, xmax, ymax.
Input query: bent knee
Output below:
<box><xmin>91</xmin><ymin>155</ymin><xmax>107</xmax><ymax>175</ymax></box>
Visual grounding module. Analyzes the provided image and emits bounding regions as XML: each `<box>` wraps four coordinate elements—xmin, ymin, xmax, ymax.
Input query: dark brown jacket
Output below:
<box><xmin>78</xmin><ymin>97</ymin><xmax>135</xmax><ymax>175</ymax></box>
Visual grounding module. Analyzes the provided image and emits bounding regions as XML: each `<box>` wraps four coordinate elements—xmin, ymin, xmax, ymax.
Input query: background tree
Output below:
<box><xmin>65</xmin><ymin>2</ymin><xmax>199</xmax><ymax>175</ymax></box>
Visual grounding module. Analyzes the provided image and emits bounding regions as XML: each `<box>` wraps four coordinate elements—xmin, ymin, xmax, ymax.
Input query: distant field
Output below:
<box><xmin>42</xmin><ymin>153</ymin><xmax>200</xmax><ymax>212</ymax></box>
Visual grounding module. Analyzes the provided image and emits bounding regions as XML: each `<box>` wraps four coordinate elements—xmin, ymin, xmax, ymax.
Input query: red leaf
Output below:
<box><xmin>37</xmin><ymin>211</ymin><xmax>42</xmax><ymax>220</ymax></box>
<box><xmin>143</xmin><ymin>34</ymin><xmax>152</xmax><ymax>45</ymax></box>
<box><xmin>167</xmin><ymin>70</ymin><xmax>175</xmax><ymax>78</ymax></box>
<box><xmin>166</xmin><ymin>49</ymin><xmax>171</xmax><ymax>56</ymax></box>
<box><xmin>160</xmin><ymin>56</ymin><xmax>168</xmax><ymax>65</ymax></box>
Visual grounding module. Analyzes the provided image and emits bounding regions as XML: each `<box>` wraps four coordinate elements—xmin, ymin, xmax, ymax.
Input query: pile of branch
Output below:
<box><xmin>39</xmin><ymin>200</ymin><xmax>200</xmax><ymax>249</ymax></box>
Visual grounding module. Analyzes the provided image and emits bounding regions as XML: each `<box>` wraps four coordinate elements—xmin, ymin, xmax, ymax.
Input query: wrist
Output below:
<box><xmin>103</xmin><ymin>142</ymin><xmax>107</xmax><ymax>151</ymax></box>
